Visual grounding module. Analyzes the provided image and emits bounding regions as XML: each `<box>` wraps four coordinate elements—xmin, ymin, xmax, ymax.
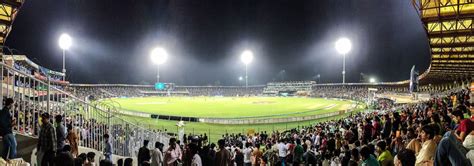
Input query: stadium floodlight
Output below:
<box><xmin>241</xmin><ymin>50</ymin><xmax>254</xmax><ymax>89</ymax></box>
<box><xmin>335</xmin><ymin>37</ymin><xmax>351</xmax><ymax>84</ymax></box>
<box><xmin>369</xmin><ymin>77</ymin><xmax>376</xmax><ymax>83</ymax></box>
<box><xmin>150</xmin><ymin>47</ymin><xmax>169</xmax><ymax>83</ymax></box>
<box><xmin>58</xmin><ymin>33</ymin><xmax>72</xmax><ymax>81</ymax></box>
<box><xmin>239</xmin><ymin>76</ymin><xmax>243</xmax><ymax>81</ymax></box>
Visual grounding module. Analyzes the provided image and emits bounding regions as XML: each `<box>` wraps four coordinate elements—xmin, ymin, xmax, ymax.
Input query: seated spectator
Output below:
<box><xmin>394</xmin><ymin>149</ymin><xmax>416</xmax><ymax>166</ymax></box>
<box><xmin>100</xmin><ymin>159</ymin><xmax>113</xmax><ymax>166</ymax></box>
<box><xmin>434</xmin><ymin>131</ymin><xmax>471</xmax><ymax>166</ymax></box>
<box><xmin>452</xmin><ymin>108</ymin><xmax>474</xmax><ymax>142</ymax></box>
<box><xmin>415</xmin><ymin>125</ymin><xmax>437</xmax><ymax>166</ymax></box>
<box><xmin>124</xmin><ymin>158</ymin><xmax>133</xmax><ymax>166</ymax></box>
<box><xmin>54</xmin><ymin>145</ymin><xmax>74</xmax><ymax>166</ymax></box>
<box><xmin>74</xmin><ymin>158</ymin><xmax>85</xmax><ymax>166</ymax></box>
<box><xmin>78</xmin><ymin>153</ymin><xmax>87</xmax><ymax>162</ymax></box>
<box><xmin>86</xmin><ymin>152</ymin><xmax>96</xmax><ymax>166</ymax></box>
<box><xmin>360</xmin><ymin>146</ymin><xmax>380</xmax><ymax>166</ymax></box>
<box><xmin>464</xmin><ymin>131</ymin><xmax>474</xmax><ymax>165</ymax></box>
<box><xmin>376</xmin><ymin>141</ymin><xmax>393</xmax><ymax>166</ymax></box>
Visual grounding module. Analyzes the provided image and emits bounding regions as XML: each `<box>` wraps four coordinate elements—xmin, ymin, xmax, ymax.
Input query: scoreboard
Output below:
<box><xmin>154</xmin><ymin>82</ymin><xmax>174</xmax><ymax>90</ymax></box>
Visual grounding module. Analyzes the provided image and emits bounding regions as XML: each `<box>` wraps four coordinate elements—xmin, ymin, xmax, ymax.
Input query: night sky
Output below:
<box><xmin>5</xmin><ymin>0</ymin><xmax>431</xmax><ymax>85</ymax></box>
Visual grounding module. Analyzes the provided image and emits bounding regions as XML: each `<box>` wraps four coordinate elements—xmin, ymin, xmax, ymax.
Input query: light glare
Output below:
<box><xmin>369</xmin><ymin>77</ymin><xmax>376</xmax><ymax>83</ymax></box>
<box><xmin>241</xmin><ymin>50</ymin><xmax>254</xmax><ymax>65</ymax></box>
<box><xmin>58</xmin><ymin>33</ymin><xmax>72</xmax><ymax>50</ymax></box>
<box><xmin>335</xmin><ymin>37</ymin><xmax>351</xmax><ymax>55</ymax></box>
<box><xmin>150</xmin><ymin>47</ymin><xmax>168</xmax><ymax>65</ymax></box>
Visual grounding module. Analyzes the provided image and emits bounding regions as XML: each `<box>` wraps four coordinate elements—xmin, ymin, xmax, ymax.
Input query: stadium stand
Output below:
<box><xmin>0</xmin><ymin>0</ymin><xmax>473</xmax><ymax>165</ymax></box>
<box><xmin>263</xmin><ymin>81</ymin><xmax>315</xmax><ymax>96</ymax></box>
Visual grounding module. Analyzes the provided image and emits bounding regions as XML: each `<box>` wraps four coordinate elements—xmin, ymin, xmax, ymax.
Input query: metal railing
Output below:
<box><xmin>0</xmin><ymin>61</ymin><xmax>170</xmax><ymax>157</ymax></box>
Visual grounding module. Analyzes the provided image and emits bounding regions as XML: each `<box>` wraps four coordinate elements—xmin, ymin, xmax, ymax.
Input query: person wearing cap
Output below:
<box><xmin>0</xmin><ymin>98</ymin><xmax>16</xmax><ymax>160</ymax></box>
<box><xmin>38</xmin><ymin>113</ymin><xmax>57</xmax><ymax>166</ymax></box>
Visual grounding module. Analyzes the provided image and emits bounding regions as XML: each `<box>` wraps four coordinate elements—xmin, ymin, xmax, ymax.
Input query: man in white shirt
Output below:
<box><xmin>278</xmin><ymin>139</ymin><xmax>288</xmax><ymax>166</ymax></box>
<box><xmin>315</xmin><ymin>133</ymin><xmax>321</xmax><ymax>149</ymax></box>
<box><xmin>151</xmin><ymin>142</ymin><xmax>163</xmax><ymax>166</ymax></box>
<box><xmin>243</xmin><ymin>142</ymin><xmax>252</xmax><ymax>166</ymax></box>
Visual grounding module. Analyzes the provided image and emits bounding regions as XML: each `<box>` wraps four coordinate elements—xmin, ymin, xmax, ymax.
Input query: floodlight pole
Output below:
<box><xmin>342</xmin><ymin>53</ymin><xmax>346</xmax><ymax>84</ymax></box>
<box><xmin>62</xmin><ymin>49</ymin><xmax>66</xmax><ymax>81</ymax></box>
<box><xmin>157</xmin><ymin>64</ymin><xmax>160</xmax><ymax>83</ymax></box>
<box><xmin>245</xmin><ymin>64</ymin><xmax>248</xmax><ymax>89</ymax></box>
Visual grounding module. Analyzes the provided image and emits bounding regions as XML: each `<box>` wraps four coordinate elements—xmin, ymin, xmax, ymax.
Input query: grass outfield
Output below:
<box><xmin>104</xmin><ymin>97</ymin><xmax>354</xmax><ymax>118</ymax></box>
<box><xmin>91</xmin><ymin>96</ymin><xmax>363</xmax><ymax>140</ymax></box>
<box><xmin>115</xmin><ymin>106</ymin><xmax>365</xmax><ymax>142</ymax></box>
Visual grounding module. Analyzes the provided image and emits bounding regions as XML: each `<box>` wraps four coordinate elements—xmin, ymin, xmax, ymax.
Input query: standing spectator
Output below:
<box><xmin>151</xmin><ymin>142</ymin><xmax>163</xmax><ymax>166</ymax></box>
<box><xmin>363</xmin><ymin>119</ymin><xmax>374</xmax><ymax>142</ymax></box>
<box><xmin>164</xmin><ymin>138</ymin><xmax>182</xmax><ymax>166</ymax></box>
<box><xmin>215</xmin><ymin>139</ymin><xmax>232</xmax><ymax>166</ymax></box>
<box><xmin>243</xmin><ymin>142</ymin><xmax>252</xmax><ymax>166</ymax></box>
<box><xmin>382</xmin><ymin>114</ymin><xmax>392</xmax><ymax>139</ymax></box>
<box><xmin>66</xmin><ymin>125</ymin><xmax>79</xmax><ymax>157</ymax></box>
<box><xmin>293</xmin><ymin>139</ymin><xmax>304</xmax><ymax>166</ymax></box>
<box><xmin>138</xmin><ymin>140</ymin><xmax>151</xmax><ymax>166</ymax></box>
<box><xmin>189</xmin><ymin>143</ymin><xmax>202</xmax><ymax>166</ymax></box>
<box><xmin>251</xmin><ymin>144</ymin><xmax>263</xmax><ymax>166</ymax></box>
<box><xmin>38</xmin><ymin>113</ymin><xmax>57</xmax><ymax>166</ymax></box>
<box><xmin>0</xmin><ymin>98</ymin><xmax>16</xmax><ymax>160</ymax></box>
<box><xmin>278</xmin><ymin>139</ymin><xmax>288</xmax><ymax>166</ymax></box>
<box><xmin>234</xmin><ymin>144</ymin><xmax>244</xmax><ymax>166</ymax></box>
<box><xmin>55</xmin><ymin>115</ymin><xmax>66</xmax><ymax>152</ymax></box>
<box><xmin>103</xmin><ymin>134</ymin><xmax>113</xmax><ymax>162</ymax></box>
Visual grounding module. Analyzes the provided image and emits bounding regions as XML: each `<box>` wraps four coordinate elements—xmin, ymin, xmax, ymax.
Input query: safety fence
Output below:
<box><xmin>0</xmin><ymin>62</ymin><xmax>170</xmax><ymax>157</ymax></box>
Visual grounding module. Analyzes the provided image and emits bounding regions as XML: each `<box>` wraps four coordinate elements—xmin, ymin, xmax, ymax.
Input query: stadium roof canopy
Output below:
<box><xmin>413</xmin><ymin>0</ymin><xmax>474</xmax><ymax>83</ymax></box>
<box><xmin>0</xmin><ymin>0</ymin><xmax>23</xmax><ymax>47</ymax></box>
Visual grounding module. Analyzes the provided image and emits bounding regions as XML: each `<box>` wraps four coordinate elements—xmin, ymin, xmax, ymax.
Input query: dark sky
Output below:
<box><xmin>5</xmin><ymin>0</ymin><xmax>431</xmax><ymax>85</ymax></box>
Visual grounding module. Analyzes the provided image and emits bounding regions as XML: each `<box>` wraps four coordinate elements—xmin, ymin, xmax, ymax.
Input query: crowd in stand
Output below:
<box><xmin>71</xmin><ymin>86</ymin><xmax>148</xmax><ymax>100</ymax></box>
<box><xmin>183</xmin><ymin>87</ymin><xmax>263</xmax><ymax>97</ymax></box>
<box><xmin>71</xmin><ymin>86</ymin><xmax>265</xmax><ymax>100</ymax></box>
<box><xmin>1</xmin><ymin>83</ymin><xmax>473</xmax><ymax>166</ymax></box>
<box><xmin>264</xmin><ymin>81</ymin><xmax>315</xmax><ymax>95</ymax></box>
<box><xmin>312</xmin><ymin>87</ymin><xmax>369</xmax><ymax>102</ymax></box>
<box><xmin>132</xmin><ymin>87</ymin><xmax>473</xmax><ymax>166</ymax></box>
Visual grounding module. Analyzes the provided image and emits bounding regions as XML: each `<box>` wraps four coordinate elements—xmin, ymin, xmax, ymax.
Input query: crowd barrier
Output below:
<box><xmin>0</xmin><ymin>62</ymin><xmax>170</xmax><ymax>158</ymax></box>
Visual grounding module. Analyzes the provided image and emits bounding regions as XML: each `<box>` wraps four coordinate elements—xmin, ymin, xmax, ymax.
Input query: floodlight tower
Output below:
<box><xmin>241</xmin><ymin>50</ymin><xmax>253</xmax><ymax>89</ymax></box>
<box><xmin>335</xmin><ymin>38</ymin><xmax>351</xmax><ymax>84</ymax></box>
<box><xmin>239</xmin><ymin>76</ymin><xmax>243</xmax><ymax>86</ymax></box>
<box><xmin>369</xmin><ymin>77</ymin><xmax>376</xmax><ymax>83</ymax></box>
<box><xmin>150</xmin><ymin>47</ymin><xmax>168</xmax><ymax>83</ymax></box>
<box><xmin>58</xmin><ymin>33</ymin><xmax>72</xmax><ymax>81</ymax></box>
